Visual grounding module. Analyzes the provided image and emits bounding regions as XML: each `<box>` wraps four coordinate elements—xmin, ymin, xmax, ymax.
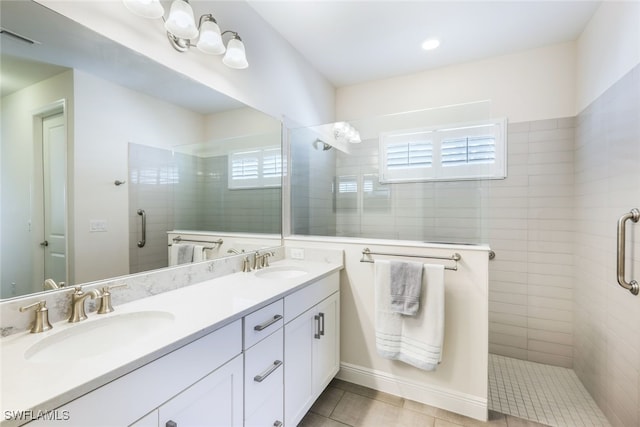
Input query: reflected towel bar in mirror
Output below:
<box><xmin>172</xmin><ymin>236</ymin><xmax>224</xmax><ymax>245</ymax></box>
<box><xmin>360</xmin><ymin>247</ymin><xmax>461</xmax><ymax>271</ymax></box>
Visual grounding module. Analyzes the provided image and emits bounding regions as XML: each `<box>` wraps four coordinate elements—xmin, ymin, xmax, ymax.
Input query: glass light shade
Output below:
<box><xmin>164</xmin><ymin>0</ymin><xmax>198</xmax><ymax>40</ymax></box>
<box><xmin>222</xmin><ymin>38</ymin><xmax>248</xmax><ymax>69</ymax></box>
<box><xmin>349</xmin><ymin>131</ymin><xmax>362</xmax><ymax>144</ymax></box>
<box><xmin>123</xmin><ymin>0</ymin><xmax>164</xmax><ymax>19</ymax></box>
<box><xmin>197</xmin><ymin>20</ymin><xmax>225</xmax><ymax>55</ymax></box>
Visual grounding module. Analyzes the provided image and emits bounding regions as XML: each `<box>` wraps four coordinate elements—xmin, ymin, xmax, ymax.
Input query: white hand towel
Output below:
<box><xmin>193</xmin><ymin>245</ymin><xmax>205</xmax><ymax>262</ymax></box>
<box><xmin>375</xmin><ymin>260</ymin><xmax>445</xmax><ymax>371</ymax></box>
<box><xmin>170</xmin><ymin>243</ymin><xmax>194</xmax><ymax>266</ymax></box>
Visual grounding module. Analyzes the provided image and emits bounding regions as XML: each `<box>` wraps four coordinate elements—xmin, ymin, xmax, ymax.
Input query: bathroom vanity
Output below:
<box><xmin>0</xmin><ymin>257</ymin><xmax>342</xmax><ymax>427</ymax></box>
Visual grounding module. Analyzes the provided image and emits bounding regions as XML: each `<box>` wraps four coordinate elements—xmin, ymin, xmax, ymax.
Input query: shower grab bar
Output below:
<box><xmin>172</xmin><ymin>236</ymin><xmax>223</xmax><ymax>245</ymax></box>
<box><xmin>360</xmin><ymin>247</ymin><xmax>461</xmax><ymax>271</ymax></box>
<box><xmin>137</xmin><ymin>209</ymin><xmax>146</xmax><ymax>248</ymax></box>
<box><xmin>616</xmin><ymin>208</ymin><xmax>639</xmax><ymax>295</ymax></box>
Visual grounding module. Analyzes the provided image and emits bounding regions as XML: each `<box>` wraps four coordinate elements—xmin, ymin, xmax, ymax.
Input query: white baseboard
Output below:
<box><xmin>336</xmin><ymin>362</ymin><xmax>488</xmax><ymax>422</ymax></box>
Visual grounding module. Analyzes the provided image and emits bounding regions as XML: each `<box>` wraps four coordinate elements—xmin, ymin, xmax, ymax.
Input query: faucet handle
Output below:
<box><xmin>97</xmin><ymin>283</ymin><xmax>127</xmax><ymax>314</ymax></box>
<box><xmin>19</xmin><ymin>301</ymin><xmax>53</xmax><ymax>333</ymax></box>
<box><xmin>242</xmin><ymin>256</ymin><xmax>252</xmax><ymax>273</ymax></box>
<box><xmin>262</xmin><ymin>251</ymin><xmax>275</xmax><ymax>268</ymax></box>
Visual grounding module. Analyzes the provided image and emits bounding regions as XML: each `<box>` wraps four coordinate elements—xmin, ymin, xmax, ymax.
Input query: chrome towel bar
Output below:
<box><xmin>172</xmin><ymin>236</ymin><xmax>223</xmax><ymax>245</ymax></box>
<box><xmin>360</xmin><ymin>247</ymin><xmax>461</xmax><ymax>271</ymax></box>
<box><xmin>616</xmin><ymin>208</ymin><xmax>639</xmax><ymax>295</ymax></box>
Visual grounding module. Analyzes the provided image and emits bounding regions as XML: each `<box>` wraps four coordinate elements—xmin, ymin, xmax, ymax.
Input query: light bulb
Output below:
<box><xmin>165</xmin><ymin>0</ymin><xmax>198</xmax><ymax>40</ymax></box>
<box><xmin>197</xmin><ymin>18</ymin><xmax>225</xmax><ymax>55</ymax></box>
<box><xmin>122</xmin><ymin>0</ymin><xmax>164</xmax><ymax>19</ymax></box>
<box><xmin>222</xmin><ymin>37</ymin><xmax>248</xmax><ymax>69</ymax></box>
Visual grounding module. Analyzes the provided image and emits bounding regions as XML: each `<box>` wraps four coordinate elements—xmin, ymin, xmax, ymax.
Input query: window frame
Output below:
<box><xmin>228</xmin><ymin>145</ymin><xmax>283</xmax><ymax>189</ymax></box>
<box><xmin>379</xmin><ymin>118</ymin><xmax>507</xmax><ymax>183</ymax></box>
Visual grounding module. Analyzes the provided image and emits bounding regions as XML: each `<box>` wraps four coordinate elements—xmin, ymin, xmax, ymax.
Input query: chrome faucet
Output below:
<box><xmin>253</xmin><ymin>251</ymin><xmax>265</xmax><ymax>270</ymax></box>
<box><xmin>69</xmin><ymin>286</ymin><xmax>102</xmax><ymax>323</ymax></box>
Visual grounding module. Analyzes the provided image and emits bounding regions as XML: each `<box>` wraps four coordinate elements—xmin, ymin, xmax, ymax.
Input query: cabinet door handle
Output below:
<box><xmin>166</xmin><ymin>421</ymin><xmax>177</xmax><ymax>427</ymax></box>
<box><xmin>319</xmin><ymin>312</ymin><xmax>325</xmax><ymax>336</ymax></box>
<box><xmin>273</xmin><ymin>421</ymin><xmax>283</xmax><ymax>427</ymax></box>
<box><xmin>254</xmin><ymin>360</ymin><xmax>283</xmax><ymax>382</ymax></box>
<box><xmin>314</xmin><ymin>314</ymin><xmax>321</xmax><ymax>339</ymax></box>
<box><xmin>254</xmin><ymin>314</ymin><xmax>283</xmax><ymax>331</ymax></box>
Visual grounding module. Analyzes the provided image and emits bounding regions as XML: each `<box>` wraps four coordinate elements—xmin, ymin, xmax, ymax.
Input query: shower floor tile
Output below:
<box><xmin>489</xmin><ymin>354</ymin><xmax>610</xmax><ymax>427</ymax></box>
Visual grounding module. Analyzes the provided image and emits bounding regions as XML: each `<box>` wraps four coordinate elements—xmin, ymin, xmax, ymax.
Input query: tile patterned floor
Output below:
<box><xmin>488</xmin><ymin>355</ymin><xmax>610</xmax><ymax>427</ymax></box>
<box><xmin>299</xmin><ymin>378</ymin><xmax>549</xmax><ymax>427</ymax></box>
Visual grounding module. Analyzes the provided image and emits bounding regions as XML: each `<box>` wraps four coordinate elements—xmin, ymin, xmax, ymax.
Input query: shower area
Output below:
<box><xmin>289</xmin><ymin>63</ymin><xmax>640</xmax><ymax>427</ymax></box>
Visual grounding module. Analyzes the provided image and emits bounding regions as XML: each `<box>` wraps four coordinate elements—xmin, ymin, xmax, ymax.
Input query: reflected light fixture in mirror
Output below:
<box><xmin>123</xmin><ymin>0</ymin><xmax>249</xmax><ymax>69</ymax></box>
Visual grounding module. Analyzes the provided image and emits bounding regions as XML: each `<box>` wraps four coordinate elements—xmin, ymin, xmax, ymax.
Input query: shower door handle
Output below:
<box><xmin>137</xmin><ymin>209</ymin><xmax>146</xmax><ymax>248</ymax></box>
<box><xmin>616</xmin><ymin>208</ymin><xmax>639</xmax><ymax>295</ymax></box>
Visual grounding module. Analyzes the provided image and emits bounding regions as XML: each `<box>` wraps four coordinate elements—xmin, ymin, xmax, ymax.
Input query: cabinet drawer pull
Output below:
<box><xmin>166</xmin><ymin>421</ymin><xmax>177</xmax><ymax>427</ymax></box>
<box><xmin>273</xmin><ymin>421</ymin><xmax>283</xmax><ymax>427</ymax></box>
<box><xmin>314</xmin><ymin>314</ymin><xmax>321</xmax><ymax>339</ymax></box>
<box><xmin>254</xmin><ymin>360</ymin><xmax>283</xmax><ymax>382</ymax></box>
<box><xmin>319</xmin><ymin>312</ymin><xmax>325</xmax><ymax>336</ymax></box>
<box><xmin>254</xmin><ymin>314</ymin><xmax>283</xmax><ymax>331</ymax></box>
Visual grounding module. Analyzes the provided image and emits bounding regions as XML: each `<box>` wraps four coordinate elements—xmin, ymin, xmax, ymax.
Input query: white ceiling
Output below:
<box><xmin>248</xmin><ymin>1</ymin><xmax>601</xmax><ymax>87</ymax></box>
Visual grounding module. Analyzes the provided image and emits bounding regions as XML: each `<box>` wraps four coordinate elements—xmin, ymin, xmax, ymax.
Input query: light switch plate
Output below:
<box><xmin>89</xmin><ymin>220</ymin><xmax>107</xmax><ymax>232</ymax></box>
<box><xmin>290</xmin><ymin>248</ymin><xmax>305</xmax><ymax>260</ymax></box>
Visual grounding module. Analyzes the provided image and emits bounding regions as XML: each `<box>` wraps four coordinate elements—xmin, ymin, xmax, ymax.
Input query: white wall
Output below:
<box><xmin>1</xmin><ymin>71</ymin><xmax>73</xmax><ymax>297</ymax></box>
<box><xmin>337</xmin><ymin>42</ymin><xmax>576</xmax><ymax>123</ymax></box>
<box><xmin>576</xmin><ymin>1</ymin><xmax>640</xmax><ymax>112</ymax></box>
<box><xmin>72</xmin><ymin>70</ymin><xmax>204</xmax><ymax>283</ymax></box>
<box><xmin>35</xmin><ymin>0</ymin><xmax>335</xmax><ymax>127</ymax></box>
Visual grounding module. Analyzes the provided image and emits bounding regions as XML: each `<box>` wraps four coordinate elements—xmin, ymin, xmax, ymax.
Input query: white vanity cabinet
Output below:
<box><xmin>284</xmin><ymin>273</ymin><xmax>340</xmax><ymax>427</ymax></box>
<box><xmin>30</xmin><ymin>320</ymin><xmax>243</xmax><ymax>427</ymax></box>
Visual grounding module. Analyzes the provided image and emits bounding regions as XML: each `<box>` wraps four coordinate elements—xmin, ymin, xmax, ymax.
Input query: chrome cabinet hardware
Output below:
<box><xmin>19</xmin><ymin>300</ymin><xmax>53</xmax><ymax>333</ymax></box>
<box><xmin>97</xmin><ymin>283</ymin><xmax>127</xmax><ymax>314</ymax></box>
<box><xmin>253</xmin><ymin>360</ymin><xmax>283</xmax><ymax>383</ymax></box>
<box><xmin>616</xmin><ymin>208</ymin><xmax>639</xmax><ymax>295</ymax></box>
<box><xmin>137</xmin><ymin>209</ymin><xmax>146</xmax><ymax>248</ymax></box>
<box><xmin>69</xmin><ymin>286</ymin><xmax>102</xmax><ymax>322</ymax></box>
<box><xmin>314</xmin><ymin>314</ymin><xmax>321</xmax><ymax>339</ymax></box>
<box><xmin>273</xmin><ymin>421</ymin><xmax>283</xmax><ymax>427</ymax></box>
<box><xmin>39</xmin><ymin>240</ymin><xmax>49</xmax><ymax>247</ymax></box>
<box><xmin>253</xmin><ymin>314</ymin><xmax>283</xmax><ymax>331</ymax></box>
<box><xmin>319</xmin><ymin>312</ymin><xmax>325</xmax><ymax>336</ymax></box>
<box><xmin>165</xmin><ymin>421</ymin><xmax>177</xmax><ymax>427</ymax></box>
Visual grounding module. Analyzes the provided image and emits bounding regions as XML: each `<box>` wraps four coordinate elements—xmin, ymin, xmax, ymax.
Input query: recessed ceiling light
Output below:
<box><xmin>421</xmin><ymin>39</ymin><xmax>440</xmax><ymax>51</ymax></box>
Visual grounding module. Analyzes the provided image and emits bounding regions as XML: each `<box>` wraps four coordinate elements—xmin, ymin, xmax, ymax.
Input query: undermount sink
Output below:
<box><xmin>25</xmin><ymin>310</ymin><xmax>174</xmax><ymax>363</ymax></box>
<box><xmin>254</xmin><ymin>265</ymin><xmax>308</xmax><ymax>280</ymax></box>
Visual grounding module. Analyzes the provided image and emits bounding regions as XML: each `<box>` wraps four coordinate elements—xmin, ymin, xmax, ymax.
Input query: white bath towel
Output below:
<box><xmin>192</xmin><ymin>245</ymin><xmax>206</xmax><ymax>263</ymax></box>
<box><xmin>170</xmin><ymin>243</ymin><xmax>194</xmax><ymax>265</ymax></box>
<box><xmin>375</xmin><ymin>260</ymin><xmax>445</xmax><ymax>371</ymax></box>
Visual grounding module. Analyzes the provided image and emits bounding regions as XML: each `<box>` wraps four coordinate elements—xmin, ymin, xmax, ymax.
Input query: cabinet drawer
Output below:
<box><xmin>245</xmin><ymin>390</ymin><xmax>283</xmax><ymax>427</ymax></box>
<box><xmin>245</xmin><ymin>329</ymin><xmax>283</xmax><ymax>418</ymax></box>
<box><xmin>284</xmin><ymin>272</ymin><xmax>339</xmax><ymax>322</ymax></box>
<box><xmin>244</xmin><ymin>299</ymin><xmax>284</xmax><ymax>349</ymax></box>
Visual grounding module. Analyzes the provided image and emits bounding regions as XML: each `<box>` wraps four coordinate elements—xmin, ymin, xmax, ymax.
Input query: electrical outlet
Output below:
<box><xmin>89</xmin><ymin>220</ymin><xmax>107</xmax><ymax>232</ymax></box>
<box><xmin>290</xmin><ymin>248</ymin><xmax>305</xmax><ymax>260</ymax></box>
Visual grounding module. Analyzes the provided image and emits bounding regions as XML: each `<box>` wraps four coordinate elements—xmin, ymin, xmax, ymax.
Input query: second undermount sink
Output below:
<box><xmin>254</xmin><ymin>265</ymin><xmax>309</xmax><ymax>280</ymax></box>
<box><xmin>25</xmin><ymin>310</ymin><xmax>174</xmax><ymax>363</ymax></box>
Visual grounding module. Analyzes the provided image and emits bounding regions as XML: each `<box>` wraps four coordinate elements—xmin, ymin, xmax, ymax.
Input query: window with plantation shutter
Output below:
<box><xmin>380</xmin><ymin>119</ymin><xmax>506</xmax><ymax>182</ymax></box>
<box><xmin>228</xmin><ymin>146</ymin><xmax>283</xmax><ymax>189</ymax></box>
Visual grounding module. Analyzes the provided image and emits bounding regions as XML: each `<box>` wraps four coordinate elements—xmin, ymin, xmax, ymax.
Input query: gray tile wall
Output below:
<box><xmin>128</xmin><ymin>144</ymin><xmax>281</xmax><ymax>274</ymax></box>
<box><xmin>573</xmin><ymin>64</ymin><xmax>639</xmax><ymax>427</ymax></box>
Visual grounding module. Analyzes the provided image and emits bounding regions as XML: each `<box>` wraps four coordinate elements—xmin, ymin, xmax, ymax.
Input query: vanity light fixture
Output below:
<box><xmin>333</xmin><ymin>122</ymin><xmax>361</xmax><ymax>144</ymax></box>
<box><xmin>122</xmin><ymin>0</ymin><xmax>248</xmax><ymax>69</ymax></box>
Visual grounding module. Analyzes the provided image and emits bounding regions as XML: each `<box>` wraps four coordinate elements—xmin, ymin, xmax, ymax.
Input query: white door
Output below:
<box><xmin>41</xmin><ymin>113</ymin><xmax>67</xmax><ymax>284</ymax></box>
<box><xmin>313</xmin><ymin>292</ymin><xmax>340</xmax><ymax>391</ymax></box>
<box><xmin>284</xmin><ymin>309</ymin><xmax>315</xmax><ymax>426</ymax></box>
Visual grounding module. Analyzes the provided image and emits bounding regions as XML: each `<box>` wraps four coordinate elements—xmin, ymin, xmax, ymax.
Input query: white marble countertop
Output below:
<box><xmin>0</xmin><ymin>259</ymin><xmax>342</xmax><ymax>425</ymax></box>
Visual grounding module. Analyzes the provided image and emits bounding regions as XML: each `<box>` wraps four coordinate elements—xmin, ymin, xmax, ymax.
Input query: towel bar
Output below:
<box><xmin>172</xmin><ymin>236</ymin><xmax>223</xmax><ymax>245</ymax></box>
<box><xmin>360</xmin><ymin>247</ymin><xmax>461</xmax><ymax>271</ymax></box>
